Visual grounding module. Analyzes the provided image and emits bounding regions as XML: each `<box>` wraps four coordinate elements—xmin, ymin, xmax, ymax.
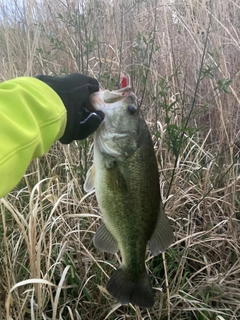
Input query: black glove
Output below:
<box><xmin>35</xmin><ymin>73</ymin><xmax>104</xmax><ymax>144</ymax></box>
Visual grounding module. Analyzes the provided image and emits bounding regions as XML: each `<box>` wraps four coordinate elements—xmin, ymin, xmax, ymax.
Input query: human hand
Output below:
<box><xmin>36</xmin><ymin>73</ymin><xmax>104</xmax><ymax>143</ymax></box>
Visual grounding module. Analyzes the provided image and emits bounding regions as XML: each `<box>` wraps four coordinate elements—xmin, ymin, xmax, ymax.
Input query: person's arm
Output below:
<box><xmin>0</xmin><ymin>74</ymin><xmax>104</xmax><ymax>198</ymax></box>
<box><xmin>0</xmin><ymin>77</ymin><xmax>66</xmax><ymax>197</ymax></box>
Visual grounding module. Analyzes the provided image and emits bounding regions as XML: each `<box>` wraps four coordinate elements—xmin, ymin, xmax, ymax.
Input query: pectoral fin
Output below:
<box><xmin>149</xmin><ymin>206</ymin><xmax>174</xmax><ymax>256</ymax></box>
<box><xmin>84</xmin><ymin>165</ymin><xmax>96</xmax><ymax>192</ymax></box>
<box><xmin>94</xmin><ymin>222</ymin><xmax>119</xmax><ymax>254</ymax></box>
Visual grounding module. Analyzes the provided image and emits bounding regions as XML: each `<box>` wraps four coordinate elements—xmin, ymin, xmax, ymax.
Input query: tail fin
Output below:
<box><xmin>106</xmin><ymin>267</ymin><xmax>154</xmax><ymax>308</ymax></box>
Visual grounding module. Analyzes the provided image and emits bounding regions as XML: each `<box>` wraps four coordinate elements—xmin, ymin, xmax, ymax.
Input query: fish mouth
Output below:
<box><xmin>87</xmin><ymin>86</ymin><xmax>133</xmax><ymax>112</ymax></box>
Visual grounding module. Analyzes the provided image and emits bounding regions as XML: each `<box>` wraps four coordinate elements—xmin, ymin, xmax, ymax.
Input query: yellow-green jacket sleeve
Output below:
<box><xmin>0</xmin><ymin>77</ymin><xmax>67</xmax><ymax>198</ymax></box>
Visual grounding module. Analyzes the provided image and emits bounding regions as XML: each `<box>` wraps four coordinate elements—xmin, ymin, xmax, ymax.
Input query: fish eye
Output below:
<box><xmin>128</xmin><ymin>105</ymin><xmax>137</xmax><ymax>115</ymax></box>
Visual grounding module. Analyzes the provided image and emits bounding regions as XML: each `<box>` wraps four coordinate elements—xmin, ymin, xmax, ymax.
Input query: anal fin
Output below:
<box><xmin>149</xmin><ymin>205</ymin><xmax>174</xmax><ymax>256</ymax></box>
<box><xmin>94</xmin><ymin>222</ymin><xmax>118</xmax><ymax>254</ymax></box>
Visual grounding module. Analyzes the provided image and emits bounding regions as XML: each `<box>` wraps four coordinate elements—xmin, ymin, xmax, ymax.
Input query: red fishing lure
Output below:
<box><xmin>120</xmin><ymin>75</ymin><xmax>128</xmax><ymax>89</ymax></box>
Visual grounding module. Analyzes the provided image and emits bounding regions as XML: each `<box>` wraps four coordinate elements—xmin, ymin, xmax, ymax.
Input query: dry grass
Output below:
<box><xmin>0</xmin><ymin>0</ymin><xmax>240</xmax><ymax>319</ymax></box>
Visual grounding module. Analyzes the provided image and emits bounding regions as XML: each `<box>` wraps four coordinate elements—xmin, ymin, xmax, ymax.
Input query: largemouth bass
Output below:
<box><xmin>84</xmin><ymin>87</ymin><xmax>174</xmax><ymax>308</ymax></box>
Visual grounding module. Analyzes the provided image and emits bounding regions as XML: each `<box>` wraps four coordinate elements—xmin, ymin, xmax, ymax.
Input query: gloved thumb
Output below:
<box><xmin>59</xmin><ymin>109</ymin><xmax>104</xmax><ymax>143</ymax></box>
<box><xmin>78</xmin><ymin>110</ymin><xmax>105</xmax><ymax>139</ymax></box>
